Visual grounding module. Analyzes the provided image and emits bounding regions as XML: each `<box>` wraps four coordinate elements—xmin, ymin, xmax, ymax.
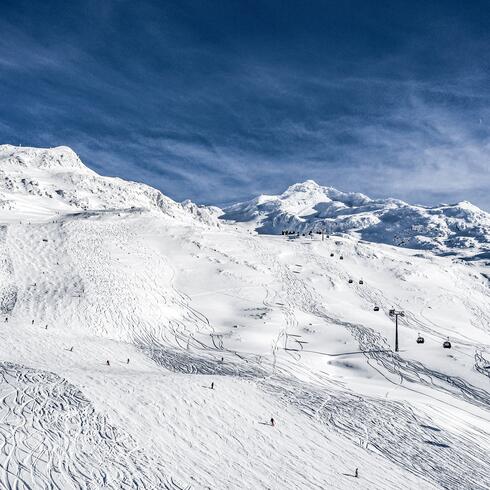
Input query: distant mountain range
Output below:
<box><xmin>222</xmin><ymin>180</ymin><xmax>490</xmax><ymax>255</ymax></box>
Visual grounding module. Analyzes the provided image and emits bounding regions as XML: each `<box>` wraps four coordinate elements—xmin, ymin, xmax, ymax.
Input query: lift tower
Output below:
<box><xmin>389</xmin><ymin>309</ymin><xmax>405</xmax><ymax>352</ymax></box>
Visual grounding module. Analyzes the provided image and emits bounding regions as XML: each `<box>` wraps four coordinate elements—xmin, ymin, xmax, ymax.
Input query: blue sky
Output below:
<box><xmin>1</xmin><ymin>0</ymin><xmax>489</xmax><ymax>209</ymax></box>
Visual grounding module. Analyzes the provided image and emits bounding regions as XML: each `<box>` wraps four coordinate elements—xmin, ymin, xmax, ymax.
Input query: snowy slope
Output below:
<box><xmin>222</xmin><ymin>180</ymin><xmax>490</xmax><ymax>254</ymax></box>
<box><xmin>0</xmin><ymin>146</ymin><xmax>488</xmax><ymax>489</ymax></box>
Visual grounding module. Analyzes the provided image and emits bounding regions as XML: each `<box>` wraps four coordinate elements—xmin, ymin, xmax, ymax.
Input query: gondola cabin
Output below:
<box><xmin>348</xmin><ymin>279</ymin><xmax>353</xmax><ymax>284</ymax></box>
<box><xmin>443</xmin><ymin>339</ymin><xmax>452</xmax><ymax>349</ymax></box>
<box><xmin>359</xmin><ymin>279</ymin><xmax>364</xmax><ymax>285</ymax></box>
<box><xmin>416</xmin><ymin>335</ymin><xmax>425</xmax><ymax>344</ymax></box>
<box><xmin>373</xmin><ymin>306</ymin><xmax>379</xmax><ymax>312</ymax></box>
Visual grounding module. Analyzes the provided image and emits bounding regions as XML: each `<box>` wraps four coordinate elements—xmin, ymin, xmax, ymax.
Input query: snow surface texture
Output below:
<box><xmin>222</xmin><ymin>180</ymin><xmax>490</xmax><ymax>255</ymax></box>
<box><xmin>0</xmin><ymin>145</ymin><xmax>488</xmax><ymax>489</ymax></box>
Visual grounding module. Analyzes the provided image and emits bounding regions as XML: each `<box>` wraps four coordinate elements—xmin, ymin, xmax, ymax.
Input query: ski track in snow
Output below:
<box><xmin>0</xmin><ymin>361</ymin><xmax>182</xmax><ymax>490</ymax></box>
<box><xmin>147</xmin><ymin>233</ymin><xmax>490</xmax><ymax>489</ymax></box>
<box><xmin>147</xmin><ymin>340</ymin><xmax>490</xmax><ymax>490</ymax></box>
<box><xmin>142</xmin><ymin>235</ymin><xmax>490</xmax><ymax>490</ymax></box>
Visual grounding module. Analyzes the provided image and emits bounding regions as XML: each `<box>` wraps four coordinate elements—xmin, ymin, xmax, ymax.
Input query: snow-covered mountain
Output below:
<box><xmin>222</xmin><ymin>180</ymin><xmax>490</xmax><ymax>254</ymax></box>
<box><xmin>0</xmin><ymin>144</ymin><xmax>219</xmax><ymax>226</ymax></box>
<box><xmin>0</xmin><ymin>146</ymin><xmax>488</xmax><ymax>489</ymax></box>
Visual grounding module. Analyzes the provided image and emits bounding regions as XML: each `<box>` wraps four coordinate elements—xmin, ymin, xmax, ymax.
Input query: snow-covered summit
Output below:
<box><xmin>0</xmin><ymin>144</ymin><xmax>90</xmax><ymax>171</ymax></box>
<box><xmin>222</xmin><ymin>180</ymin><xmax>490</xmax><ymax>253</ymax></box>
<box><xmin>0</xmin><ymin>145</ymin><xmax>219</xmax><ymax>225</ymax></box>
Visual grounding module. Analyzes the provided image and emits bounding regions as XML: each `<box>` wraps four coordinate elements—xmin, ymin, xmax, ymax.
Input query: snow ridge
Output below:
<box><xmin>0</xmin><ymin>145</ymin><xmax>219</xmax><ymax>226</ymax></box>
<box><xmin>0</xmin><ymin>145</ymin><xmax>89</xmax><ymax>171</ymax></box>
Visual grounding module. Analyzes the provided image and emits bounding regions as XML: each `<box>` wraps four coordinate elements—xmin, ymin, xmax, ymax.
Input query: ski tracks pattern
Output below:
<box><xmin>0</xmin><ymin>361</ymin><xmax>182</xmax><ymax>490</ymax></box>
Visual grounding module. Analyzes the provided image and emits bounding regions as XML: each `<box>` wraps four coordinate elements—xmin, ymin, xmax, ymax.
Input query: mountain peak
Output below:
<box><xmin>0</xmin><ymin>145</ymin><xmax>90</xmax><ymax>172</ymax></box>
<box><xmin>0</xmin><ymin>144</ymin><xmax>219</xmax><ymax>227</ymax></box>
<box><xmin>222</xmin><ymin>181</ymin><xmax>490</xmax><ymax>253</ymax></box>
<box><xmin>285</xmin><ymin>180</ymin><xmax>321</xmax><ymax>192</ymax></box>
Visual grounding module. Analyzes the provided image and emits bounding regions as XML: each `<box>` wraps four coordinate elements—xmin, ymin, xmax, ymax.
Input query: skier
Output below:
<box><xmin>270</xmin><ymin>417</ymin><xmax>275</xmax><ymax>427</ymax></box>
<box><xmin>4</xmin><ymin>317</ymin><xmax>7</xmax><ymax>323</ymax></box>
<box><xmin>127</xmin><ymin>358</ymin><xmax>130</xmax><ymax>364</ymax></box>
<box><xmin>211</xmin><ymin>382</ymin><xmax>214</xmax><ymax>390</ymax></box>
<box><xmin>45</xmin><ymin>325</ymin><xmax>48</xmax><ymax>329</ymax></box>
<box><xmin>69</xmin><ymin>346</ymin><xmax>73</xmax><ymax>352</ymax></box>
<box><xmin>355</xmin><ymin>468</ymin><xmax>358</xmax><ymax>478</ymax></box>
<box><xmin>106</xmin><ymin>360</ymin><xmax>110</xmax><ymax>366</ymax></box>
<box><xmin>31</xmin><ymin>319</ymin><xmax>34</xmax><ymax>325</ymax></box>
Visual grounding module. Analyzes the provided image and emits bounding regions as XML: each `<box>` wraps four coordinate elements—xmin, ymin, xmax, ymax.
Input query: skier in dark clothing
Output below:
<box><xmin>211</xmin><ymin>382</ymin><xmax>214</xmax><ymax>390</ymax></box>
<box><xmin>31</xmin><ymin>320</ymin><xmax>34</xmax><ymax>325</ymax></box>
<box><xmin>69</xmin><ymin>346</ymin><xmax>73</xmax><ymax>352</ymax></box>
<box><xmin>127</xmin><ymin>358</ymin><xmax>130</xmax><ymax>364</ymax></box>
<box><xmin>106</xmin><ymin>360</ymin><xmax>110</xmax><ymax>366</ymax></box>
<box><xmin>4</xmin><ymin>317</ymin><xmax>7</xmax><ymax>323</ymax></box>
<box><xmin>270</xmin><ymin>417</ymin><xmax>275</xmax><ymax>427</ymax></box>
<box><xmin>355</xmin><ymin>468</ymin><xmax>358</xmax><ymax>478</ymax></box>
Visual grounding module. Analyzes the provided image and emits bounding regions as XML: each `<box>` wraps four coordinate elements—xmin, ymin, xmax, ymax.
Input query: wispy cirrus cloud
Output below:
<box><xmin>0</xmin><ymin>0</ymin><xmax>489</xmax><ymax>209</ymax></box>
